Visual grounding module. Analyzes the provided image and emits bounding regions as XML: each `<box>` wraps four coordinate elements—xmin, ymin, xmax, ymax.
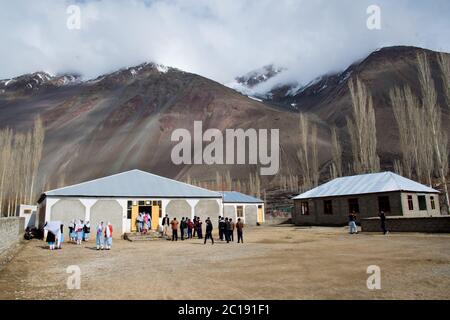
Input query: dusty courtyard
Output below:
<box><xmin>0</xmin><ymin>225</ymin><xmax>449</xmax><ymax>300</ymax></box>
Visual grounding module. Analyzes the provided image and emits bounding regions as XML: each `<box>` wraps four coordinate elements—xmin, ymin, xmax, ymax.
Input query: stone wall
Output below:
<box><xmin>0</xmin><ymin>217</ymin><xmax>25</xmax><ymax>257</ymax></box>
<box><xmin>361</xmin><ymin>216</ymin><xmax>450</xmax><ymax>233</ymax></box>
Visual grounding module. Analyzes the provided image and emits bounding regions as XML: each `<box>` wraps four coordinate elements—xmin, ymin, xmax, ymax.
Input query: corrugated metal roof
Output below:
<box><xmin>44</xmin><ymin>170</ymin><xmax>221</xmax><ymax>198</ymax></box>
<box><xmin>222</xmin><ymin>191</ymin><xmax>263</xmax><ymax>204</ymax></box>
<box><xmin>293</xmin><ymin>172</ymin><xmax>439</xmax><ymax>200</ymax></box>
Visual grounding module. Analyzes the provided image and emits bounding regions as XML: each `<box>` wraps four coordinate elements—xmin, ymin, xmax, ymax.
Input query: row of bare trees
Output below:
<box><xmin>185</xmin><ymin>170</ymin><xmax>261</xmax><ymax>198</ymax></box>
<box><xmin>297</xmin><ymin>113</ymin><xmax>319</xmax><ymax>189</ymax></box>
<box><xmin>390</xmin><ymin>52</ymin><xmax>449</xmax><ymax>213</ymax></box>
<box><xmin>298</xmin><ymin>75</ymin><xmax>380</xmax><ymax>186</ymax></box>
<box><xmin>0</xmin><ymin>117</ymin><xmax>45</xmax><ymax>217</ymax></box>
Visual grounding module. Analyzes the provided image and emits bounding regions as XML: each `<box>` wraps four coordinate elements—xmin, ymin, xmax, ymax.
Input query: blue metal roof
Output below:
<box><xmin>44</xmin><ymin>169</ymin><xmax>221</xmax><ymax>198</ymax></box>
<box><xmin>222</xmin><ymin>191</ymin><xmax>263</xmax><ymax>204</ymax></box>
<box><xmin>293</xmin><ymin>172</ymin><xmax>439</xmax><ymax>200</ymax></box>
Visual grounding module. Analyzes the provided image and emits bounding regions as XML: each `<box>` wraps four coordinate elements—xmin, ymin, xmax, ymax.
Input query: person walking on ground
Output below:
<box><xmin>171</xmin><ymin>218</ymin><xmax>179</xmax><ymax>241</ymax></box>
<box><xmin>236</xmin><ymin>218</ymin><xmax>244</xmax><ymax>244</ymax></box>
<box><xmin>348</xmin><ymin>211</ymin><xmax>358</xmax><ymax>234</ymax></box>
<box><xmin>187</xmin><ymin>219</ymin><xmax>193</xmax><ymax>239</ymax></box>
<box><xmin>104</xmin><ymin>222</ymin><xmax>113</xmax><ymax>250</ymax></box>
<box><xmin>162</xmin><ymin>214</ymin><xmax>170</xmax><ymax>237</ymax></box>
<box><xmin>96</xmin><ymin>221</ymin><xmax>104</xmax><ymax>250</ymax></box>
<box><xmin>229</xmin><ymin>218</ymin><xmax>235</xmax><ymax>242</ymax></box>
<box><xmin>197</xmin><ymin>218</ymin><xmax>203</xmax><ymax>239</ymax></box>
<box><xmin>204</xmin><ymin>218</ymin><xmax>214</xmax><ymax>245</ymax></box>
<box><xmin>379</xmin><ymin>211</ymin><xmax>389</xmax><ymax>235</ymax></box>
<box><xmin>83</xmin><ymin>221</ymin><xmax>91</xmax><ymax>241</ymax></box>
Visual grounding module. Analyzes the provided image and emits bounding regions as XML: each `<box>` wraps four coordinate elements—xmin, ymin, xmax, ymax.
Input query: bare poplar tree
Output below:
<box><xmin>29</xmin><ymin>117</ymin><xmax>45</xmax><ymax>203</ymax></box>
<box><xmin>347</xmin><ymin>77</ymin><xmax>380</xmax><ymax>174</ymax></box>
<box><xmin>330</xmin><ymin>126</ymin><xmax>343</xmax><ymax>178</ymax></box>
<box><xmin>418</xmin><ymin>52</ymin><xmax>450</xmax><ymax>213</ymax></box>
<box><xmin>0</xmin><ymin>129</ymin><xmax>13</xmax><ymax>216</ymax></box>
<box><xmin>298</xmin><ymin>113</ymin><xmax>320</xmax><ymax>189</ymax></box>
<box><xmin>438</xmin><ymin>52</ymin><xmax>450</xmax><ymax>108</ymax></box>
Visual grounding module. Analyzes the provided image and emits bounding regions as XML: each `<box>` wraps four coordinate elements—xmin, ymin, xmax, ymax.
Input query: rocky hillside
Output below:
<box><xmin>0</xmin><ymin>46</ymin><xmax>449</xmax><ymax>195</ymax></box>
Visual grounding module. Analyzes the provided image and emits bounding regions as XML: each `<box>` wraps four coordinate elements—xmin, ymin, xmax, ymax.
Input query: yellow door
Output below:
<box><xmin>131</xmin><ymin>205</ymin><xmax>139</xmax><ymax>232</ymax></box>
<box><xmin>257</xmin><ymin>206</ymin><xmax>264</xmax><ymax>223</ymax></box>
<box><xmin>151</xmin><ymin>205</ymin><xmax>160</xmax><ymax>231</ymax></box>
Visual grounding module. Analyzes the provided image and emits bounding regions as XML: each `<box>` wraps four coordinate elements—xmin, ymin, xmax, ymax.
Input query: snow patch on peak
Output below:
<box><xmin>156</xmin><ymin>64</ymin><xmax>169</xmax><ymax>73</ymax></box>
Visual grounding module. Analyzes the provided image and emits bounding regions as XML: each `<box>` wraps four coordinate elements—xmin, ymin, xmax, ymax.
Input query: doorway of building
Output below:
<box><xmin>139</xmin><ymin>205</ymin><xmax>152</xmax><ymax>230</ymax></box>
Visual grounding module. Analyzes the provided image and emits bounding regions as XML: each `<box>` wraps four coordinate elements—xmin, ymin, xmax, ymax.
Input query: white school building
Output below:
<box><xmin>37</xmin><ymin>169</ymin><xmax>264</xmax><ymax>238</ymax></box>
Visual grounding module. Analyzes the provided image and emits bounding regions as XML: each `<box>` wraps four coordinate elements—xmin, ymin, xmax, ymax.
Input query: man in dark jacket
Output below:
<box><xmin>236</xmin><ymin>218</ymin><xmax>244</xmax><ymax>243</ymax></box>
<box><xmin>204</xmin><ymin>218</ymin><xmax>214</xmax><ymax>245</ymax></box>
<box><xmin>219</xmin><ymin>217</ymin><xmax>226</xmax><ymax>241</ymax></box>
<box><xmin>228</xmin><ymin>218</ymin><xmax>235</xmax><ymax>242</ymax></box>
<box><xmin>379</xmin><ymin>211</ymin><xmax>389</xmax><ymax>235</ymax></box>
<box><xmin>180</xmin><ymin>218</ymin><xmax>185</xmax><ymax>240</ymax></box>
<box><xmin>225</xmin><ymin>218</ymin><xmax>232</xmax><ymax>243</ymax></box>
<box><xmin>162</xmin><ymin>214</ymin><xmax>170</xmax><ymax>237</ymax></box>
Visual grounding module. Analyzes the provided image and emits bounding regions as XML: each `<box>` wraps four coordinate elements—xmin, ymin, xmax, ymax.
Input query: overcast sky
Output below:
<box><xmin>0</xmin><ymin>0</ymin><xmax>449</xmax><ymax>88</ymax></box>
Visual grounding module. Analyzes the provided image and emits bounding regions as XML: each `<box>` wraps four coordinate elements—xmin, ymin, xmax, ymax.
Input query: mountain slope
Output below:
<box><xmin>0</xmin><ymin>46</ymin><xmax>449</xmax><ymax>193</ymax></box>
<box><xmin>0</xmin><ymin>63</ymin><xmax>315</xmax><ymax>189</ymax></box>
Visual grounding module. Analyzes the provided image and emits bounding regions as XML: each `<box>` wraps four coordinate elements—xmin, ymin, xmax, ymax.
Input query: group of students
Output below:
<box><xmin>136</xmin><ymin>212</ymin><xmax>152</xmax><ymax>234</ymax></box>
<box><xmin>162</xmin><ymin>215</ymin><xmax>245</xmax><ymax>245</ymax></box>
<box><xmin>44</xmin><ymin>219</ymin><xmax>113</xmax><ymax>251</ymax></box>
<box><xmin>95</xmin><ymin>221</ymin><xmax>114</xmax><ymax>250</ymax></box>
<box><xmin>68</xmin><ymin>220</ymin><xmax>91</xmax><ymax>244</ymax></box>
<box><xmin>348</xmin><ymin>210</ymin><xmax>389</xmax><ymax>235</ymax></box>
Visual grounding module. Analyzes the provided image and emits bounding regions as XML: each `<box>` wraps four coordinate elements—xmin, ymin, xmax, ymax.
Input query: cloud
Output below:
<box><xmin>0</xmin><ymin>0</ymin><xmax>449</xmax><ymax>87</ymax></box>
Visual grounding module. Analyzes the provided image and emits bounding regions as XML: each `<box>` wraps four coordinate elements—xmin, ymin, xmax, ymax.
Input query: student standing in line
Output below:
<box><xmin>204</xmin><ymin>218</ymin><xmax>214</xmax><ymax>245</ymax></box>
<box><xmin>219</xmin><ymin>217</ymin><xmax>226</xmax><ymax>241</ymax></box>
<box><xmin>187</xmin><ymin>219</ymin><xmax>193</xmax><ymax>239</ymax></box>
<box><xmin>180</xmin><ymin>217</ymin><xmax>185</xmax><ymax>240</ymax></box>
<box><xmin>83</xmin><ymin>221</ymin><xmax>91</xmax><ymax>241</ymax></box>
<box><xmin>229</xmin><ymin>218</ymin><xmax>235</xmax><ymax>242</ymax></box>
<box><xmin>162</xmin><ymin>214</ymin><xmax>170</xmax><ymax>237</ymax></box>
<box><xmin>379</xmin><ymin>211</ymin><xmax>389</xmax><ymax>235</ymax></box>
<box><xmin>225</xmin><ymin>218</ymin><xmax>231</xmax><ymax>243</ymax></box>
<box><xmin>218</xmin><ymin>216</ymin><xmax>222</xmax><ymax>240</ymax></box>
<box><xmin>236</xmin><ymin>218</ymin><xmax>244</xmax><ymax>244</ymax></box>
<box><xmin>170</xmin><ymin>218</ymin><xmax>179</xmax><ymax>241</ymax></box>
<box><xmin>57</xmin><ymin>224</ymin><xmax>64</xmax><ymax>249</ymax></box>
<box><xmin>197</xmin><ymin>218</ymin><xmax>203</xmax><ymax>239</ymax></box>
<box><xmin>96</xmin><ymin>221</ymin><xmax>104</xmax><ymax>250</ymax></box>
<box><xmin>104</xmin><ymin>222</ymin><xmax>113</xmax><ymax>250</ymax></box>
<box><xmin>193</xmin><ymin>216</ymin><xmax>198</xmax><ymax>238</ymax></box>
<box><xmin>75</xmin><ymin>219</ymin><xmax>84</xmax><ymax>245</ymax></box>
<box><xmin>183</xmin><ymin>217</ymin><xmax>189</xmax><ymax>239</ymax></box>
<box><xmin>69</xmin><ymin>220</ymin><xmax>76</xmax><ymax>243</ymax></box>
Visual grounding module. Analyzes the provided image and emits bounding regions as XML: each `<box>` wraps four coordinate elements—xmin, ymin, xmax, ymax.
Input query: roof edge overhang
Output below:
<box><xmin>223</xmin><ymin>201</ymin><xmax>264</xmax><ymax>204</ymax></box>
<box><xmin>42</xmin><ymin>194</ymin><xmax>222</xmax><ymax>200</ymax></box>
<box><xmin>292</xmin><ymin>189</ymin><xmax>440</xmax><ymax>201</ymax></box>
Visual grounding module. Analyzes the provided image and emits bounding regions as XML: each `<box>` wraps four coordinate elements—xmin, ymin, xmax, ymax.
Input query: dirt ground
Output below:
<box><xmin>0</xmin><ymin>225</ymin><xmax>449</xmax><ymax>300</ymax></box>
